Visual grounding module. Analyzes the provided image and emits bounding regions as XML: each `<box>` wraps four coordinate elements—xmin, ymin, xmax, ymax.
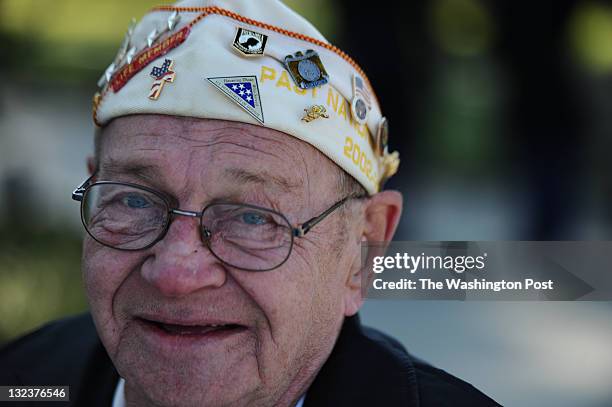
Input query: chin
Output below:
<box><xmin>114</xmin><ymin>337</ymin><xmax>263</xmax><ymax>407</ymax></box>
<box><xmin>140</xmin><ymin>381</ymin><xmax>255</xmax><ymax>407</ymax></box>
<box><xmin>123</xmin><ymin>360</ymin><xmax>262</xmax><ymax>407</ymax></box>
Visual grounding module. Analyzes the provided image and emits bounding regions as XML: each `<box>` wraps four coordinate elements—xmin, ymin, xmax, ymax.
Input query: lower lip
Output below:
<box><xmin>136</xmin><ymin>318</ymin><xmax>248</xmax><ymax>349</ymax></box>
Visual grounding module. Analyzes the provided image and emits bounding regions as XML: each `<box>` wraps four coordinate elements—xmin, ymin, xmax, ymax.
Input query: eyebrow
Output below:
<box><xmin>222</xmin><ymin>167</ymin><xmax>301</xmax><ymax>193</ymax></box>
<box><xmin>99</xmin><ymin>159</ymin><xmax>163</xmax><ymax>182</ymax></box>
<box><xmin>99</xmin><ymin>160</ymin><xmax>301</xmax><ymax>193</ymax></box>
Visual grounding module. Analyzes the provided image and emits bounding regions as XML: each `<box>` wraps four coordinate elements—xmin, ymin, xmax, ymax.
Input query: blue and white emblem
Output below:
<box><xmin>207</xmin><ymin>75</ymin><xmax>264</xmax><ymax>124</ymax></box>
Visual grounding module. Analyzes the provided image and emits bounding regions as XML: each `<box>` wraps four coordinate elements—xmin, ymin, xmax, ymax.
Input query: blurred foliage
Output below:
<box><xmin>0</xmin><ymin>0</ymin><xmax>338</xmax><ymax>87</ymax></box>
<box><xmin>422</xmin><ymin>60</ymin><xmax>504</xmax><ymax>175</ymax></box>
<box><xmin>283</xmin><ymin>0</ymin><xmax>341</xmax><ymax>41</ymax></box>
<box><xmin>430</xmin><ymin>0</ymin><xmax>496</xmax><ymax>57</ymax></box>
<box><xmin>569</xmin><ymin>1</ymin><xmax>612</xmax><ymax>74</ymax></box>
<box><xmin>0</xmin><ymin>0</ymin><xmax>173</xmax><ymax>86</ymax></box>
<box><xmin>0</xmin><ymin>226</ymin><xmax>86</xmax><ymax>345</ymax></box>
<box><xmin>0</xmin><ymin>0</ymin><xmax>337</xmax><ymax>43</ymax></box>
<box><xmin>0</xmin><ymin>0</ymin><xmax>172</xmax><ymax>42</ymax></box>
<box><xmin>421</xmin><ymin>0</ymin><xmax>502</xmax><ymax>175</ymax></box>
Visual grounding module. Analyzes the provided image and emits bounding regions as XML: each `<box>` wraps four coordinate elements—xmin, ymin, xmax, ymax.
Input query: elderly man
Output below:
<box><xmin>1</xmin><ymin>1</ymin><xmax>498</xmax><ymax>406</ymax></box>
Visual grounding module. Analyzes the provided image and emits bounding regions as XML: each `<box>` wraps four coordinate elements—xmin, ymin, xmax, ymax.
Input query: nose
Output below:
<box><xmin>140</xmin><ymin>215</ymin><xmax>226</xmax><ymax>297</ymax></box>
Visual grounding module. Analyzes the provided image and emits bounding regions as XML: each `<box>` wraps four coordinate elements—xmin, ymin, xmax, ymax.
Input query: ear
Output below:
<box><xmin>87</xmin><ymin>156</ymin><xmax>97</xmax><ymax>175</ymax></box>
<box><xmin>363</xmin><ymin>190</ymin><xmax>403</xmax><ymax>243</ymax></box>
<box><xmin>343</xmin><ymin>190</ymin><xmax>403</xmax><ymax>316</ymax></box>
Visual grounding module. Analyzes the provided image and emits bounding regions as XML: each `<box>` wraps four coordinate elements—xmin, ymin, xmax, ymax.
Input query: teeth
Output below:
<box><xmin>142</xmin><ymin>317</ymin><xmax>242</xmax><ymax>335</ymax></box>
<box><xmin>169</xmin><ymin>324</ymin><xmax>225</xmax><ymax>327</ymax></box>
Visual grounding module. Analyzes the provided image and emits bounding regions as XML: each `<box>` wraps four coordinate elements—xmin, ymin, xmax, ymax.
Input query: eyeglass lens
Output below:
<box><xmin>82</xmin><ymin>183</ymin><xmax>293</xmax><ymax>271</ymax></box>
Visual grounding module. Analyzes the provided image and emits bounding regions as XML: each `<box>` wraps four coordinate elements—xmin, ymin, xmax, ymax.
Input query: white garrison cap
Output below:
<box><xmin>94</xmin><ymin>0</ymin><xmax>399</xmax><ymax>194</ymax></box>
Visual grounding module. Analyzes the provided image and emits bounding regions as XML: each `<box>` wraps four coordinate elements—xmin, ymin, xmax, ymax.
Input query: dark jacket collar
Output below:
<box><xmin>304</xmin><ymin>314</ymin><xmax>420</xmax><ymax>406</ymax></box>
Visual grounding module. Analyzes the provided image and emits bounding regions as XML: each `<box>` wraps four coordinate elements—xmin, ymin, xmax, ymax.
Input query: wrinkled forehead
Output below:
<box><xmin>97</xmin><ymin>114</ymin><xmax>337</xmax><ymax>199</ymax></box>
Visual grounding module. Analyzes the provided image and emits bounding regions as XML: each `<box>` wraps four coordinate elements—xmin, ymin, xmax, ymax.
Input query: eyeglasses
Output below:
<box><xmin>72</xmin><ymin>175</ymin><xmax>364</xmax><ymax>272</ymax></box>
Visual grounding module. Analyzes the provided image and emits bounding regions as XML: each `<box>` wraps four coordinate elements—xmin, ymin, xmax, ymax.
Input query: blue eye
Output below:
<box><xmin>122</xmin><ymin>194</ymin><xmax>151</xmax><ymax>209</ymax></box>
<box><xmin>241</xmin><ymin>212</ymin><xmax>267</xmax><ymax>225</ymax></box>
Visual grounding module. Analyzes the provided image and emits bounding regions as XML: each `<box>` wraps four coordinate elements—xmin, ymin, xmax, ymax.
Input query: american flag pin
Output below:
<box><xmin>148</xmin><ymin>59</ymin><xmax>176</xmax><ymax>100</ymax></box>
<box><xmin>207</xmin><ymin>75</ymin><xmax>264</xmax><ymax>124</ymax></box>
<box><xmin>351</xmin><ymin>74</ymin><xmax>372</xmax><ymax>125</ymax></box>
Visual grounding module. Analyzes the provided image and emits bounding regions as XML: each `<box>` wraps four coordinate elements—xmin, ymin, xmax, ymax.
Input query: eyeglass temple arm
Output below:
<box><xmin>72</xmin><ymin>174</ymin><xmax>96</xmax><ymax>202</ymax></box>
<box><xmin>293</xmin><ymin>194</ymin><xmax>365</xmax><ymax>237</ymax></box>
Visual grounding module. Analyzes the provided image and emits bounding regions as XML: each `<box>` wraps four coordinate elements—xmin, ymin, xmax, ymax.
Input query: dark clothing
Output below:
<box><xmin>0</xmin><ymin>313</ymin><xmax>499</xmax><ymax>406</ymax></box>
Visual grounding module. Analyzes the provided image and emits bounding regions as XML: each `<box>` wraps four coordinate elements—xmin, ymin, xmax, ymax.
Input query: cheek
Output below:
<box><xmin>293</xmin><ymin>240</ymin><xmax>348</xmax><ymax>306</ymax></box>
<box><xmin>225</xmin><ymin>263</ymin><xmax>313</xmax><ymax>381</ymax></box>
<box><xmin>296</xmin><ymin>240</ymin><xmax>353</xmax><ymax>334</ymax></box>
<box><xmin>238</xmin><ymin>267</ymin><xmax>311</xmax><ymax>339</ymax></box>
<box><xmin>234</xmin><ymin>249</ymin><xmax>345</xmax><ymax>367</ymax></box>
<box><xmin>82</xmin><ymin>237</ymin><xmax>145</xmax><ymax>352</ymax></box>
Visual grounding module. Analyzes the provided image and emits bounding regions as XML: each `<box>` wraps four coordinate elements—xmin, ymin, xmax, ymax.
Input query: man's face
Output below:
<box><xmin>83</xmin><ymin>115</ymin><xmax>361</xmax><ymax>407</ymax></box>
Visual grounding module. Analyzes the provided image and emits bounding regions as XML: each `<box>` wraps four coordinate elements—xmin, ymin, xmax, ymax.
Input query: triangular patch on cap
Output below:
<box><xmin>206</xmin><ymin>75</ymin><xmax>264</xmax><ymax>124</ymax></box>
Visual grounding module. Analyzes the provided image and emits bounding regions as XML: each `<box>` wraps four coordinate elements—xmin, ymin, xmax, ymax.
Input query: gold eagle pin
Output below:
<box><xmin>302</xmin><ymin>105</ymin><xmax>329</xmax><ymax>122</ymax></box>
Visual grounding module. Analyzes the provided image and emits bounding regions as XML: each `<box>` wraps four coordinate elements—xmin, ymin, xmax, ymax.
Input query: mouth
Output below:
<box><xmin>136</xmin><ymin>317</ymin><xmax>248</xmax><ymax>342</ymax></box>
